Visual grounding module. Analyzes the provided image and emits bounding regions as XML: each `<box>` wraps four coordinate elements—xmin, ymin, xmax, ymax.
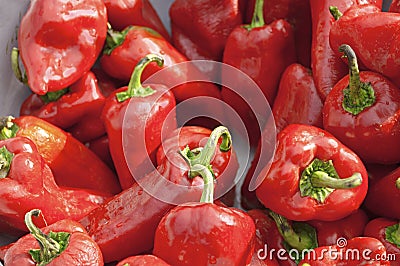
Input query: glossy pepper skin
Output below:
<box><xmin>80</xmin><ymin>126</ymin><xmax>236</xmax><ymax>262</ymax></box>
<box><xmin>323</xmin><ymin>44</ymin><xmax>400</xmax><ymax>164</ymax></box>
<box><xmin>20</xmin><ymin>71</ymin><xmax>106</xmax><ymax>143</ymax></box>
<box><xmin>101</xmin><ymin>54</ymin><xmax>177</xmax><ymax>189</ymax></box>
<box><xmin>17</xmin><ymin>0</ymin><xmax>107</xmax><ymax>95</ymax></box>
<box><xmin>86</xmin><ymin>135</ymin><xmax>114</xmax><ymax>170</ymax></box>
<box><xmin>0</xmin><ymin>137</ymin><xmax>108</xmax><ymax>232</ymax></box>
<box><xmin>256</xmin><ymin>124</ymin><xmax>368</xmax><ymax>221</ymax></box>
<box><xmin>104</xmin><ymin>0</ymin><xmax>170</xmax><ymax>41</ymax></box>
<box><xmin>298</xmin><ymin>237</ymin><xmax>390</xmax><ymax>265</ymax></box>
<box><xmin>309</xmin><ymin>0</ymin><xmax>382</xmax><ymax>101</ymax></box>
<box><xmin>330</xmin><ymin>4</ymin><xmax>400</xmax><ymax>86</ymax></box>
<box><xmin>389</xmin><ymin>0</ymin><xmax>400</xmax><ymax>12</ymax></box>
<box><xmin>364</xmin><ymin>218</ymin><xmax>400</xmax><ymax>265</ymax></box>
<box><xmin>116</xmin><ymin>255</ymin><xmax>170</xmax><ymax>266</ymax></box>
<box><xmin>0</xmin><ymin>115</ymin><xmax>120</xmax><ymax>195</ymax></box>
<box><xmin>4</xmin><ymin>209</ymin><xmax>103</xmax><ymax>266</ymax></box>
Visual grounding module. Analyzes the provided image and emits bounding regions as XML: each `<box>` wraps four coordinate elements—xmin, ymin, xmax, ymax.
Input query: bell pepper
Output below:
<box><xmin>169</xmin><ymin>0</ymin><xmax>242</xmax><ymax>62</ymax></box>
<box><xmin>153</xmin><ymin>164</ymin><xmax>255</xmax><ymax>266</ymax></box>
<box><xmin>19</xmin><ymin>70</ymin><xmax>106</xmax><ymax>143</ymax></box>
<box><xmin>0</xmin><ymin>115</ymin><xmax>120</xmax><ymax>195</ymax></box>
<box><xmin>17</xmin><ymin>0</ymin><xmax>107</xmax><ymax>95</ymax></box>
<box><xmin>256</xmin><ymin>124</ymin><xmax>368</xmax><ymax>221</ymax></box>
<box><xmin>323</xmin><ymin>44</ymin><xmax>400</xmax><ymax>164</ymax></box>
<box><xmin>104</xmin><ymin>0</ymin><xmax>170</xmax><ymax>41</ymax></box>
<box><xmin>309</xmin><ymin>0</ymin><xmax>382</xmax><ymax>101</ymax></box>
<box><xmin>329</xmin><ymin>4</ymin><xmax>400</xmax><ymax>86</ymax></box>
<box><xmin>101</xmin><ymin>54</ymin><xmax>177</xmax><ymax>189</ymax></box>
<box><xmin>117</xmin><ymin>255</ymin><xmax>170</xmax><ymax>266</ymax></box>
<box><xmin>79</xmin><ymin>126</ymin><xmax>236</xmax><ymax>262</ymax></box>
<box><xmin>364</xmin><ymin>166</ymin><xmax>400</xmax><ymax>219</ymax></box>
<box><xmin>244</xmin><ymin>0</ymin><xmax>312</xmax><ymax>67</ymax></box>
<box><xmin>0</xmin><ymin>137</ymin><xmax>108</xmax><ymax>232</ymax></box>
<box><xmin>4</xmin><ymin>209</ymin><xmax>103</xmax><ymax>265</ymax></box>
<box><xmin>299</xmin><ymin>237</ymin><xmax>390</xmax><ymax>265</ymax></box>
<box><xmin>364</xmin><ymin>218</ymin><xmax>400</xmax><ymax>265</ymax></box>
<box><xmin>272</xmin><ymin>63</ymin><xmax>323</xmax><ymax>132</ymax></box>
<box><xmin>100</xmin><ymin>25</ymin><xmax>221</xmax><ymax>103</ymax></box>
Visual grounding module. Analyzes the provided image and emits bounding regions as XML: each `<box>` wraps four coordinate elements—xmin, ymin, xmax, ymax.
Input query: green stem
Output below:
<box><xmin>310</xmin><ymin>171</ymin><xmax>362</xmax><ymax>189</ymax></box>
<box><xmin>11</xmin><ymin>47</ymin><xmax>28</xmax><ymax>85</ymax></box>
<box><xmin>39</xmin><ymin>88</ymin><xmax>70</xmax><ymax>104</ymax></box>
<box><xmin>385</xmin><ymin>223</ymin><xmax>400</xmax><ymax>248</ymax></box>
<box><xmin>103</xmin><ymin>23</ymin><xmax>132</xmax><ymax>55</ymax></box>
<box><xmin>0</xmin><ymin>146</ymin><xmax>14</xmax><ymax>178</ymax></box>
<box><xmin>115</xmin><ymin>54</ymin><xmax>163</xmax><ymax>102</ymax></box>
<box><xmin>396</xmin><ymin>177</ymin><xmax>400</xmax><ymax>190</ymax></box>
<box><xmin>244</xmin><ymin>0</ymin><xmax>265</xmax><ymax>30</ymax></box>
<box><xmin>0</xmin><ymin>116</ymin><xmax>19</xmax><ymax>140</ymax></box>
<box><xmin>329</xmin><ymin>6</ymin><xmax>343</xmax><ymax>20</ymax></box>
<box><xmin>191</xmin><ymin>164</ymin><xmax>214</xmax><ymax>203</ymax></box>
<box><xmin>340</xmin><ymin>44</ymin><xmax>375</xmax><ymax>115</ymax></box>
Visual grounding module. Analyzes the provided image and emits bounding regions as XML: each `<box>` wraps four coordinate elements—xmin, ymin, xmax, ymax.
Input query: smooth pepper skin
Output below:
<box><xmin>104</xmin><ymin>0</ymin><xmax>170</xmax><ymax>40</ymax></box>
<box><xmin>256</xmin><ymin>124</ymin><xmax>368</xmax><ymax>221</ymax></box>
<box><xmin>116</xmin><ymin>255</ymin><xmax>170</xmax><ymax>266</ymax></box>
<box><xmin>18</xmin><ymin>0</ymin><xmax>107</xmax><ymax>95</ymax></box>
<box><xmin>1</xmin><ymin>115</ymin><xmax>121</xmax><ymax>195</ymax></box>
<box><xmin>153</xmin><ymin>202</ymin><xmax>256</xmax><ymax>266</ymax></box>
<box><xmin>20</xmin><ymin>71</ymin><xmax>106</xmax><ymax>143</ymax></box>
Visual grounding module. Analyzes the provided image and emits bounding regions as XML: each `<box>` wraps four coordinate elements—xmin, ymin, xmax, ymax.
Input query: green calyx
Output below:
<box><xmin>116</xmin><ymin>54</ymin><xmax>163</xmax><ymax>102</ymax></box>
<box><xmin>103</xmin><ymin>24</ymin><xmax>133</xmax><ymax>55</ymax></box>
<box><xmin>0</xmin><ymin>116</ymin><xmax>19</xmax><ymax>140</ymax></box>
<box><xmin>329</xmin><ymin>6</ymin><xmax>343</xmax><ymax>20</ymax></box>
<box><xmin>300</xmin><ymin>158</ymin><xmax>362</xmax><ymax>203</ymax></box>
<box><xmin>340</xmin><ymin>44</ymin><xmax>375</xmax><ymax>115</ymax></box>
<box><xmin>26</xmin><ymin>209</ymin><xmax>70</xmax><ymax>266</ymax></box>
<box><xmin>11</xmin><ymin>47</ymin><xmax>28</xmax><ymax>85</ymax></box>
<box><xmin>396</xmin><ymin>178</ymin><xmax>400</xmax><ymax>190</ymax></box>
<box><xmin>39</xmin><ymin>88</ymin><xmax>69</xmax><ymax>104</ymax></box>
<box><xmin>244</xmin><ymin>0</ymin><xmax>265</xmax><ymax>30</ymax></box>
<box><xmin>385</xmin><ymin>223</ymin><xmax>400</xmax><ymax>248</ymax></box>
<box><xmin>0</xmin><ymin>146</ymin><xmax>14</xmax><ymax>178</ymax></box>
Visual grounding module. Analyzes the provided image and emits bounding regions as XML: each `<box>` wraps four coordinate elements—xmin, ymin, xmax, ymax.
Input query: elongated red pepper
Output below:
<box><xmin>101</xmin><ymin>54</ymin><xmax>177</xmax><ymax>189</ymax></box>
<box><xmin>80</xmin><ymin>126</ymin><xmax>236</xmax><ymax>262</ymax></box>
<box><xmin>153</xmin><ymin>164</ymin><xmax>255</xmax><ymax>266</ymax></box>
<box><xmin>299</xmin><ymin>237</ymin><xmax>390</xmax><ymax>265</ymax></box>
<box><xmin>364</xmin><ymin>218</ymin><xmax>400</xmax><ymax>265</ymax></box>
<box><xmin>117</xmin><ymin>255</ymin><xmax>170</xmax><ymax>266</ymax></box>
<box><xmin>0</xmin><ymin>137</ymin><xmax>108</xmax><ymax>232</ymax></box>
<box><xmin>330</xmin><ymin>4</ymin><xmax>400</xmax><ymax>86</ymax></box>
<box><xmin>309</xmin><ymin>0</ymin><xmax>382</xmax><ymax>100</ymax></box>
<box><xmin>323</xmin><ymin>44</ymin><xmax>400</xmax><ymax>164</ymax></box>
<box><xmin>17</xmin><ymin>0</ymin><xmax>107</xmax><ymax>95</ymax></box>
<box><xmin>0</xmin><ymin>115</ymin><xmax>120</xmax><ymax>195</ymax></box>
<box><xmin>4</xmin><ymin>209</ymin><xmax>103</xmax><ymax>266</ymax></box>
<box><xmin>19</xmin><ymin>71</ymin><xmax>106</xmax><ymax>143</ymax></box>
<box><xmin>104</xmin><ymin>0</ymin><xmax>170</xmax><ymax>41</ymax></box>
<box><xmin>256</xmin><ymin>124</ymin><xmax>368</xmax><ymax>221</ymax></box>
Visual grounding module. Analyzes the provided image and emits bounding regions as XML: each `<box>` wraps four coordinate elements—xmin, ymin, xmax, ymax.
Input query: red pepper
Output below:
<box><xmin>256</xmin><ymin>124</ymin><xmax>368</xmax><ymax>221</ymax></box>
<box><xmin>104</xmin><ymin>0</ymin><xmax>170</xmax><ymax>41</ymax></box>
<box><xmin>329</xmin><ymin>4</ymin><xmax>400</xmax><ymax>86</ymax></box>
<box><xmin>86</xmin><ymin>135</ymin><xmax>114</xmax><ymax>171</ymax></box>
<box><xmin>364</xmin><ymin>166</ymin><xmax>400</xmax><ymax>219</ymax></box>
<box><xmin>17</xmin><ymin>0</ymin><xmax>107</xmax><ymax>95</ymax></box>
<box><xmin>272</xmin><ymin>63</ymin><xmax>323</xmax><ymax>132</ymax></box>
<box><xmin>116</xmin><ymin>255</ymin><xmax>170</xmax><ymax>266</ymax></box>
<box><xmin>169</xmin><ymin>0</ymin><xmax>243</xmax><ymax>62</ymax></box>
<box><xmin>80</xmin><ymin>126</ymin><xmax>235</xmax><ymax>262</ymax></box>
<box><xmin>309</xmin><ymin>0</ymin><xmax>382</xmax><ymax>100</ymax></box>
<box><xmin>0</xmin><ymin>137</ymin><xmax>108</xmax><ymax>232</ymax></box>
<box><xmin>153</xmin><ymin>164</ymin><xmax>255</xmax><ymax>266</ymax></box>
<box><xmin>19</xmin><ymin>71</ymin><xmax>106</xmax><ymax>143</ymax></box>
<box><xmin>323</xmin><ymin>44</ymin><xmax>400</xmax><ymax>164</ymax></box>
<box><xmin>91</xmin><ymin>66</ymin><xmax>123</xmax><ymax>98</ymax></box>
<box><xmin>101</xmin><ymin>54</ymin><xmax>177</xmax><ymax>190</ymax></box>
<box><xmin>364</xmin><ymin>218</ymin><xmax>400</xmax><ymax>265</ymax></box>
<box><xmin>4</xmin><ymin>209</ymin><xmax>103</xmax><ymax>266</ymax></box>
<box><xmin>389</xmin><ymin>0</ymin><xmax>400</xmax><ymax>12</ymax></box>
<box><xmin>0</xmin><ymin>115</ymin><xmax>120</xmax><ymax>195</ymax></box>
<box><xmin>298</xmin><ymin>237</ymin><xmax>390</xmax><ymax>265</ymax></box>
<box><xmin>244</xmin><ymin>0</ymin><xmax>312</xmax><ymax>67</ymax></box>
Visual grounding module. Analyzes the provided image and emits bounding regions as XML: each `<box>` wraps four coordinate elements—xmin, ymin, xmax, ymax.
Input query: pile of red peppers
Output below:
<box><xmin>1</xmin><ymin>0</ymin><xmax>400</xmax><ymax>265</ymax></box>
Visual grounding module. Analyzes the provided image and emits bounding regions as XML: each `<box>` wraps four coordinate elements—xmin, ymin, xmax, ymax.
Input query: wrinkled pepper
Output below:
<box><xmin>101</xmin><ymin>54</ymin><xmax>177</xmax><ymax>189</ymax></box>
<box><xmin>17</xmin><ymin>0</ymin><xmax>107</xmax><ymax>95</ymax></box>
<box><xmin>116</xmin><ymin>255</ymin><xmax>170</xmax><ymax>266</ymax></box>
<box><xmin>4</xmin><ymin>209</ymin><xmax>103</xmax><ymax>266</ymax></box>
<box><xmin>323</xmin><ymin>44</ymin><xmax>400</xmax><ymax>164</ymax></box>
<box><xmin>0</xmin><ymin>115</ymin><xmax>120</xmax><ymax>195</ymax></box>
<box><xmin>0</xmin><ymin>137</ymin><xmax>108</xmax><ymax>232</ymax></box>
<box><xmin>80</xmin><ymin>126</ymin><xmax>237</xmax><ymax>262</ymax></box>
<box><xmin>256</xmin><ymin>124</ymin><xmax>368</xmax><ymax>221</ymax></box>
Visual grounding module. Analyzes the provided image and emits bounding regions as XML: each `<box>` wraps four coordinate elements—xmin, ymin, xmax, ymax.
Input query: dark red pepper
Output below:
<box><xmin>4</xmin><ymin>209</ymin><xmax>103</xmax><ymax>266</ymax></box>
<box><xmin>256</xmin><ymin>124</ymin><xmax>368</xmax><ymax>221</ymax></box>
<box><xmin>91</xmin><ymin>66</ymin><xmax>123</xmax><ymax>98</ymax></box>
<box><xmin>323</xmin><ymin>44</ymin><xmax>400</xmax><ymax>164</ymax></box>
<box><xmin>116</xmin><ymin>255</ymin><xmax>170</xmax><ymax>266</ymax></box>
<box><xmin>101</xmin><ymin>54</ymin><xmax>177</xmax><ymax>189</ymax></box>
<box><xmin>86</xmin><ymin>135</ymin><xmax>114</xmax><ymax>170</ymax></box>
<box><xmin>389</xmin><ymin>0</ymin><xmax>400</xmax><ymax>12</ymax></box>
<box><xmin>0</xmin><ymin>115</ymin><xmax>120</xmax><ymax>195</ymax></box>
<box><xmin>17</xmin><ymin>0</ymin><xmax>107</xmax><ymax>95</ymax></box>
